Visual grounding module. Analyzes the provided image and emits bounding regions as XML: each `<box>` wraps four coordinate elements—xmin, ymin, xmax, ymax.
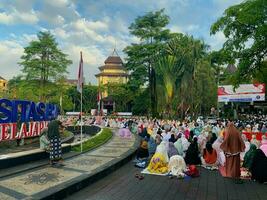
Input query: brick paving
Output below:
<box><xmin>0</xmin><ymin>132</ymin><xmax>137</xmax><ymax>200</ymax></box>
<box><xmin>66</xmin><ymin>161</ymin><xmax>267</xmax><ymax>200</ymax></box>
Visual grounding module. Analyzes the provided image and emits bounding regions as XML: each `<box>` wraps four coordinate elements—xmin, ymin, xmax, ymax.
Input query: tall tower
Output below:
<box><xmin>95</xmin><ymin>49</ymin><xmax>128</xmax><ymax>113</ymax></box>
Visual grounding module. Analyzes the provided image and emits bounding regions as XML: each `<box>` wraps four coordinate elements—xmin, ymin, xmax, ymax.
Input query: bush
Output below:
<box><xmin>72</xmin><ymin>128</ymin><xmax>112</xmax><ymax>152</ymax></box>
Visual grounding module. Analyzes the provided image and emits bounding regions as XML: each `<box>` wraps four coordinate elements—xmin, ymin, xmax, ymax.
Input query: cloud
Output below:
<box><xmin>0</xmin><ymin>10</ymin><xmax>38</xmax><ymax>25</ymax></box>
<box><xmin>169</xmin><ymin>25</ymin><xmax>184</xmax><ymax>33</ymax></box>
<box><xmin>0</xmin><ymin>40</ymin><xmax>24</xmax><ymax>80</ymax></box>
<box><xmin>37</xmin><ymin>0</ymin><xmax>80</xmax><ymax>26</ymax></box>
<box><xmin>208</xmin><ymin>31</ymin><xmax>226</xmax><ymax>50</ymax></box>
<box><xmin>71</xmin><ymin>18</ymin><xmax>108</xmax><ymax>32</ymax></box>
<box><xmin>63</xmin><ymin>44</ymin><xmax>106</xmax><ymax>84</ymax></box>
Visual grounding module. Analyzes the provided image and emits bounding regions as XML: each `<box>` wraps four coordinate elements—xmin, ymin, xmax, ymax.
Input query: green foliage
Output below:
<box><xmin>7</xmin><ymin>75</ymin><xmax>74</xmax><ymax>112</ymax></box>
<box><xmin>124</xmin><ymin>9</ymin><xmax>172</xmax><ymax>117</ymax></box>
<box><xmin>72</xmin><ymin>128</ymin><xmax>112</xmax><ymax>152</ymax></box>
<box><xmin>19</xmin><ymin>31</ymin><xmax>72</xmax><ymax>101</ymax></box>
<box><xmin>155</xmin><ymin>55</ymin><xmax>177</xmax><ymax>115</ymax></box>
<box><xmin>192</xmin><ymin>59</ymin><xmax>217</xmax><ymax>115</ymax></box>
<box><xmin>155</xmin><ymin>34</ymin><xmax>209</xmax><ymax>117</ymax></box>
<box><xmin>66</xmin><ymin>85</ymin><xmax>98</xmax><ymax>113</ymax></box>
<box><xmin>7</xmin><ymin>75</ymin><xmax>40</xmax><ymax>101</ymax></box>
<box><xmin>132</xmin><ymin>88</ymin><xmax>150</xmax><ymax>116</ymax></box>
<box><xmin>210</xmin><ymin>0</ymin><xmax>267</xmax><ymax>84</ymax></box>
<box><xmin>105</xmin><ymin>83</ymin><xmax>135</xmax><ymax>112</ymax></box>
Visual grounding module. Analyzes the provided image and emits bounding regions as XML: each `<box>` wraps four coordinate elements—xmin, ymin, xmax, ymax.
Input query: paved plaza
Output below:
<box><xmin>66</xmin><ymin>159</ymin><xmax>267</xmax><ymax>200</ymax></box>
<box><xmin>0</xmin><ymin>132</ymin><xmax>137</xmax><ymax>200</ymax></box>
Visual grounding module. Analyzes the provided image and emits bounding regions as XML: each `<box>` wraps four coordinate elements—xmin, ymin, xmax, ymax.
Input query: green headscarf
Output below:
<box><xmin>243</xmin><ymin>144</ymin><xmax>257</xmax><ymax>170</ymax></box>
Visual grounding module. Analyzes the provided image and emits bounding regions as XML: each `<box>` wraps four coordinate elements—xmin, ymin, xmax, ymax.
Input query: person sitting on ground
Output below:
<box><xmin>184</xmin><ymin>137</ymin><xmax>202</xmax><ymax>165</ymax></box>
<box><xmin>147</xmin><ymin>141</ymin><xmax>169</xmax><ymax>174</ymax></box>
<box><xmin>184</xmin><ymin>128</ymin><xmax>190</xmax><ymax>140</ymax></box>
<box><xmin>135</xmin><ymin>140</ymin><xmax>149</xmax><ymax>168</ymax></box>
<box><xmin>155</xmin><ymin>134</ymin><xmax>162</xmax><ymax>145</ymax></box>
<box><xmin>169</xmin><ymin>134</ymin><xmax>177</xmax><ymax>143</ymax></box>
<box><xmin>142</xmin><ymin>127</ymin><xmax>150</xmax><ymax>138</ymax></box>
<box><xmin>39</xmin><ymin>127</ymin><xmax>50</xmax><ymax>152</ymax></box>
<box><xmin>168</xmin><ymin>142</ymin><xmax>179</xmax><ymax>158</ymax></box>
<box><xmin>198</xmin><ymin>131</ymin><xmax>208</xmax><ymax>155</ymax></box>
<box><xmin>243</xmin><ymin>144</ymin><xmax>257</xmax><ymax>170</ymax></box>
<box><xmin>148</xmin><ymin>135</ymin><xmax>157</xmax><ymax>156</ymax></box>
<box><xmin>212</xmin><ymin>135</ymin><xmax>225</xmax><ymax>166</ymax></box>
<box><xmin>261</xmin><ymin>124</ymin><xmax>267</xmax><ymax>134</ymax></box>
<box><xmin>209</xmin><ymin>132</ymin><xmax>217</xmax><ymax>144</ymax></box>
<box><xmin>240</xmin><ymin>134</ymin><xmax>250</xmax><ymax>161</ymax></box>
<box><xmin>130</xmin><ymin>122</ymin><xmax>138</xmax><ymax>135</ymax></box>
<box><xmin>136</xmin><ymin>140</ymin><xmax>149</xmax><ymax>160</ymax></box>
<box><xmin>250</xmin><ymin>149</ymin><xmax>267</xmax><ymax>183</ymax></box>
<box><xmin>260</xmin><ymin>135</ymin><xmax>267</xmax><ymax>157</ymax></box>
<box><xmin>250</xmin><ymin>134</ymin><xmax>260</xmax><ymax>148</ymax></box>
<box><xmin>174</xmin><ymin>134</ymin><xmax>184</xmax><ymax>156</ymax></box>
<box><xmin>181</xmin><ymin>134</ymin><xmax>190</xmax><ymax>155</ymax></box>
<box><xmin>188</xmin><ymin>130</ymin><xmax>195</xmax><ymax>143</ymax></box>
<box><xmin>162</xmin><ymin>130</ymin><xmax>172</xmax><ymax>142</ymax></box>
<box><xmin>201</xmin><ymin>142</ymin><xmax>218</xmax><ymax>168</ymax></box>
<box><xmin>168</xmin><ymin>155</ymin><xmax>186</xmax><ymax>177</ymax></box>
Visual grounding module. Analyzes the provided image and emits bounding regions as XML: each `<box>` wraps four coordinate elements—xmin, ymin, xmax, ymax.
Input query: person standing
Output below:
<box><xmin>47</xmin><ymin>120</ymin><xmax>64</xmax><ymax>166</ymax></box>
<box><xmin>220</xmin><ymin>121</ymin><xmax>245</xmax><ymax>183</ymax></box>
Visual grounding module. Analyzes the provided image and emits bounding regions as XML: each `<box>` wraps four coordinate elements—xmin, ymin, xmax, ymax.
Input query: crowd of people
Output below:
<box><xmin>123</xmin><ymin>116</ymin><xmax>267</xmax><ymax>183</ymax></box>
<box><xmin>41</xmin><ymin>115</ymin><xmax>267</xmax><ymax>183</ymax></box>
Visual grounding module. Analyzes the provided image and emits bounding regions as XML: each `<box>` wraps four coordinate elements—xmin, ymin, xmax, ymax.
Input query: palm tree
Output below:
<box><xmin>156</xmin><ymin>34</ymin><xmax>207</xmax><ymax>118</ymax></box>
<box><xmin>156</xmin><ymin>55</ymin><xmax>178</xmax><ymax>117</ymax></box>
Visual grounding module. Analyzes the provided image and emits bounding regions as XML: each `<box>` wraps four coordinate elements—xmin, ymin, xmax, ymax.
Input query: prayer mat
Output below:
<box><xmin>117</xmin><ymin>128</ymin><xmax>132</xmax><ymax>138</ymax></box>
<box><xmin>141</xmin><ymin>168</ymin><xmax>169</xmax><ymax>176</ymax></box>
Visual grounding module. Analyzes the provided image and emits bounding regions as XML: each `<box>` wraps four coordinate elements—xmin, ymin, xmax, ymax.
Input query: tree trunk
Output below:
<box><xmin>151</xmin><ymin>67</ymin><xmax>158</xmax><ymax>118</ymax></box>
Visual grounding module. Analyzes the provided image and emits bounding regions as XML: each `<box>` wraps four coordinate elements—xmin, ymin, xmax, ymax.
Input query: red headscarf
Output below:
<box><xmin>220</xmin><ymin>122</ymin><xmax>245</xmax><ymax>154</ymax></box>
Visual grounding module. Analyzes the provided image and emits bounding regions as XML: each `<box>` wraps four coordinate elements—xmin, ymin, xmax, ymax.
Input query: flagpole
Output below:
<box><xmin>80</xmin><ymin>51</ymin><xmax>83</xmax><ymax>153</ymax></box>
<box><xmin>80</xmin><ymin>86</ymin><xmax>83</xmax><ymax>152</ymax></box>
<box><xmin>77</xmin><ymin>51</ymin><xmax>83</xmax><ymax>152</ymax></box>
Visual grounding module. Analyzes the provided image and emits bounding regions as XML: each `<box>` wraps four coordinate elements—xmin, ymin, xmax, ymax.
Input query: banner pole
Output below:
<box><xmin>80</xmin><ymin>86</ymin><xmax>83</xmax><ymax>152</ymax></box>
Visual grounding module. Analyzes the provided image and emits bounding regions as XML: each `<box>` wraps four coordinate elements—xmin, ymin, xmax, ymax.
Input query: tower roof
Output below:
<box><xmin>104</xmin><ymin>56</ymin><xmax>123</xmax><ymax>64</ymax></box>
<box><xmin>104</xmin><ymin>48</ymin><xmax>123</xmax><ymax>64</ymax></box>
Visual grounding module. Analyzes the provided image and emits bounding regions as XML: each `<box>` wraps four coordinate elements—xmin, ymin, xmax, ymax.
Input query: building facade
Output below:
<box><xmin>0</xmin><ymin>76</ymin><xmax>7</xmax><ymax>91</ymax></box>
<box><xmin>95</xmin><ymin>51</ymin><xmax>128</xmax><ymax>113</ymax></box>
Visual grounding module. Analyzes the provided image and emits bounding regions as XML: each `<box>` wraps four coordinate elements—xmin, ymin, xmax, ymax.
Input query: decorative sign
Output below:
<box><xmin>218</xmin><ymin>84</ymin><xmax>265</xmax><ymax>102</ymax></box>
<box><xmin>0</xmin><ymin>99</ymin><xmax>59</xmax><ymax>142</ymax></box>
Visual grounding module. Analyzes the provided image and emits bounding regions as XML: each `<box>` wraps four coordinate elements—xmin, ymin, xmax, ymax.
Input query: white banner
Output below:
<box><xmin>218</xmin><ymin>84</ymin><xmax>265</xmax><ymax>102</ymax></box>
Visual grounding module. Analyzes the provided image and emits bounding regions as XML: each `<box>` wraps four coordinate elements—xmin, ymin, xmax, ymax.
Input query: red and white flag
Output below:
<box><xmin>77</xmin><ymin>51</ymin><xmax>84</xmax><ymax>93</ymax></box>
<box><xmin>97</xmin><ymin>91</ymin><xmax>102</xmax><ymax>104</ymax></box>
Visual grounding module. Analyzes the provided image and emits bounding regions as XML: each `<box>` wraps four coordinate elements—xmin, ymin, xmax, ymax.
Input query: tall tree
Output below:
<box><xmin>19</xmin><ymin>31</ymin><xmax>72</xmax><ymax>101</ymax></box>
<box><xmin>166</xmin><ymin>34</ymin><xmax>207</xmax><ymax>118</ymax></box>
<box><xmin>211</xmin><ymin>0</ymin><xmax>267</xmax><ymax>84</ymax></box>
<box><xmin>124</xmin><ymin>9</ymin><xmax>172</xmax><ymax>117</ymax></box>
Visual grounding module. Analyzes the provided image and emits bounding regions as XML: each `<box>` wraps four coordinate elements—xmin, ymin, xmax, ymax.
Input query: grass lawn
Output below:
<box><xmin>72</xmin><ymin>128</ymin><xmax>113</xmax><ymax>152</ymax></box>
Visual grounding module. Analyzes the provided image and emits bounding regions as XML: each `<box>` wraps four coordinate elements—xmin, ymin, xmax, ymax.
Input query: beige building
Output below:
<box><xmin>95</xmin><ymin>50</ymin><xmax>128</xmax><ymax>113</ymax></box>
<box><xmin>0</xmin><ymin>76</ymin><xmax>7</xmax><ymax>91</ymax></box>
<box><xmin>95</xmin><ymin>51</ymin><xmax>128</xmax><ymax>96</ymax></box>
